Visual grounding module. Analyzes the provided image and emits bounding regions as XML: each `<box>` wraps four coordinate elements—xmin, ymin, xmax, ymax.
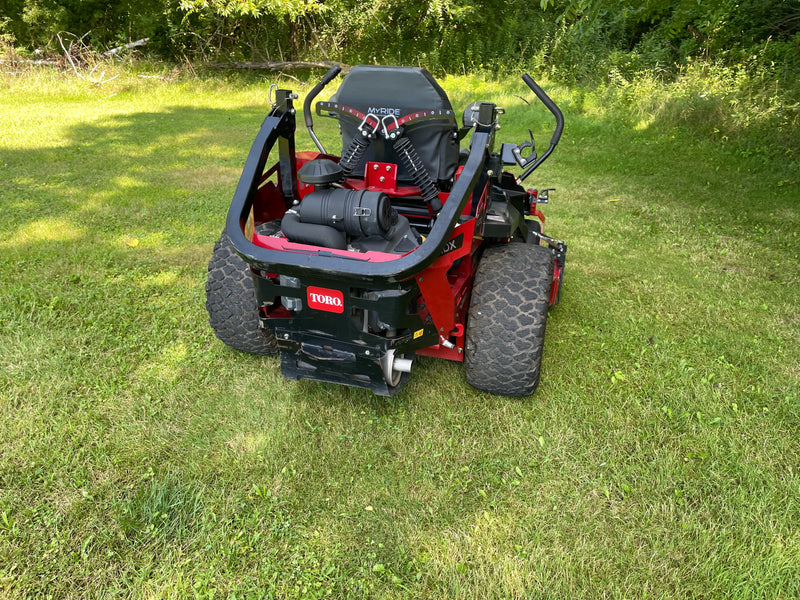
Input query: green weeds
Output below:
<box><xmin>0</xmin><ymin>67</ymin><xmax>798</xmax><ymax>598</ymax></box>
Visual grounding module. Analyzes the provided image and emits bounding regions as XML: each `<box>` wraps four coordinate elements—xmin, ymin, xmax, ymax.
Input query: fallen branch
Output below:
<box><xmin>687</xmin><ymin>24</ymin><xmax>708</xmax><ymax>41</ymax></box>
<box><xmin>0</xmin><ymin>59</ymin><xmax>58</xmax><ymax>66</ymax></box>
<box><xmin>103</xmin><ymin>38</ymin><xmax>150</xmax><ymax>57</ymax></box>
<box><xmin>57</xmin><ymin>31</ymin><xmax>88</xmax><ymax>79</ymax></box>
<box><xmin>275</xmin><ymin>71</ymin><xmax>302</xmax><ymax>83</ymax></box>
<box><xmin>57</xmin><ymin>31</ymin><xmax>119</xmax><ymax>85</ymax></box>
<box><xmin>88</xmin><ymin>63</ymin><xmax>119</xmax><ymax>84</ymax></box>
<box><xmin>205</xmin><ymin>60</ymin><xmax>348</xmax><ymax>72</ymax></box>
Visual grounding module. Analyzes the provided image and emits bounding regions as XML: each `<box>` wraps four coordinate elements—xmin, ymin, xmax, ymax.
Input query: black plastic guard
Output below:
<box><xmin>252</xmin><ymin>270</ymin><xmax>436</xmax><ymax>395</ymax></box>
<box><xmin>277</xmin><ymin>331</ymin><xmax>409</xmax><ymax>396</ymax></box>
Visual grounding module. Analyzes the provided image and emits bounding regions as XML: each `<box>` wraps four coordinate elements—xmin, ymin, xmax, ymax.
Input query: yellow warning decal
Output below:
<box><xmin>244</xmin><ymin>207</ymin><xmax>255</xmax><ymax>241</ymax></box>
<box><xmin>413</xmin><ymin>329</ymin><xmax>424</xmax><ymax>339</ymax></box>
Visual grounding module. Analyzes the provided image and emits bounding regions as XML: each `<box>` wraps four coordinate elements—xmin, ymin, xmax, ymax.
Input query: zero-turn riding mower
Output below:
<box><xmin>206</xmin><ymin>65</ymin><xmax>566</xmax><ymax>396</ymax></box>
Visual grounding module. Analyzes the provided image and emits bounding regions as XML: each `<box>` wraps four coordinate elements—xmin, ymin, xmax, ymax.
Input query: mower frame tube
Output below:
<box><xmin>225</xmin><ymin>101</ymin><xmax>490</xmax><ymax>285</ymax></box>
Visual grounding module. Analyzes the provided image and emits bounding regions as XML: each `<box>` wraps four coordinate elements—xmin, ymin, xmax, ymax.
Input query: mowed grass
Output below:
<box><xmin>0</xmin><ymin>67</ymin><xmax>798</xmax><ymax>599</ymax></box>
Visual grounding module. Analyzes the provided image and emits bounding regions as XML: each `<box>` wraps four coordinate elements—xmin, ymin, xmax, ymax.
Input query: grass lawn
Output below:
<box><xmin>1</xmin><ymin>66</ymin><xmax>798</xmax><ymax>599</ymax></box>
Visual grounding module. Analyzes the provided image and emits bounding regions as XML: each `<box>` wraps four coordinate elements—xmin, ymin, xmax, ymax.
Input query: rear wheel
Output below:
<box><xmin>464</xmin><ymin>242</ymin><xmax>553</xmax><ymax>396</ymax></box>
<box><xmin>205</xmin><ymin>227</ymin><xmax>278</xmax><ymax>355</ymax></box>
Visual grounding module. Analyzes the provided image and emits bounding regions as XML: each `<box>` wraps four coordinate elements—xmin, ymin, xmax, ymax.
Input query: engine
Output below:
<box><xmin>280</xmin><ymin>159</ymin><xmax>420</xmax><ymax>254</ymax></box>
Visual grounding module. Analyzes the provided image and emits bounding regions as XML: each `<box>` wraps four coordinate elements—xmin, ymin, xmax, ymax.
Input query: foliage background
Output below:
<box><xmin>2</xmin><ymin>0</ymin><xmax>799</xmax><ymax>82</ymax></box>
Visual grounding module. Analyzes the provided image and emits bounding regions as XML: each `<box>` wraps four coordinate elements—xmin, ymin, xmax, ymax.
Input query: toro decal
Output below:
<box><xmin>307</xmin><ymin>286</ymin><xmax>344</xmax><ymax>313</ymax></box>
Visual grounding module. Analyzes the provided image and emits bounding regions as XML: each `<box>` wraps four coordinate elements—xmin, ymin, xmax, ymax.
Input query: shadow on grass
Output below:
<box><xmin>0</xmin><ymin>104</ymin><xmax>277</xmax><ymax>425</ymax></box>
<box><xmin>1</xmin><ymin>105</ymin><xmax>265</xmax><ymax>244</ymax></box>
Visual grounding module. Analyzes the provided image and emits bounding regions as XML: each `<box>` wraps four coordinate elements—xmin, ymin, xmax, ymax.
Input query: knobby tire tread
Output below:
<box><xmin>205</xmin><ymin>228</ymin><xmax>278</xmax><ymax>355</ymax></box>
<box><xmin>464</xmin><ymin>242</ymin><xmax>553</xmax><ymax>396</ymax></box>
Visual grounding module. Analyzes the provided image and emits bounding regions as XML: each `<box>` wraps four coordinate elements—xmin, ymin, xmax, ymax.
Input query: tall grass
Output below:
<box><xmin>0</xmin><ymin>65</ymin><xmax>798</xmax><ymax>598</ymax></box>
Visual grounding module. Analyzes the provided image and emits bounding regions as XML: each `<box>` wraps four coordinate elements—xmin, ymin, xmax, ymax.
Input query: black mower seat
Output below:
<box><xmin>319</xmin><ymin>65</ymin><xmax>459</xmax><ymax>185</ymax></box>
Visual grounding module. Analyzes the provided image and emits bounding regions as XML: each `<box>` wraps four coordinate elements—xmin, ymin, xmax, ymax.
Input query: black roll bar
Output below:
<box><xmin>226</xmin><ymin>112</ymin><xmax>491</xmax><ymax>285</ymax></box>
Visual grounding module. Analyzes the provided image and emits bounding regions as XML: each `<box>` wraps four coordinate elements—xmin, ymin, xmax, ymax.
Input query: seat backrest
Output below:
<box><xmin>325</xmin><ymin>65</ymin><xmax>459</xmax><ymax>185</ymax></box>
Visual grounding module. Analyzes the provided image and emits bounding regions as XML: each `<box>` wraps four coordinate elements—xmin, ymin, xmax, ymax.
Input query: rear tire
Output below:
<box><xmin>205</xmin><ymin>228</ymin><xmax>278</xmax><ymax>355</ymax></box>
<box><xmin>464</xmin><ymin>242</ymin><xmax>553</xmax><ymax>396</ymax></box>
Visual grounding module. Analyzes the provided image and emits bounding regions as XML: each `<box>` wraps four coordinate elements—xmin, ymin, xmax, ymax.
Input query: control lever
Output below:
<box><xmin>303</xmin><ymin>65</ymin><xmax>342</xmax><ymax>154</ymax></box>
<box><xmin>516</xmin><ymin>74</ymin><xmax>564</xmax><ymax>183</ymax></box>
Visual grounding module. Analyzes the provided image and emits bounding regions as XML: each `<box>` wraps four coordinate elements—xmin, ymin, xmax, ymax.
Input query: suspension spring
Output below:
<box><xmin>339</xmin><ymin>135</ymin><xmax>371</xmax><ymax>178</ymax></box>
<box><xmin>393</xmin><ymin>137</ymin><xmax>442</xmax><ymax>212</ymax></box>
